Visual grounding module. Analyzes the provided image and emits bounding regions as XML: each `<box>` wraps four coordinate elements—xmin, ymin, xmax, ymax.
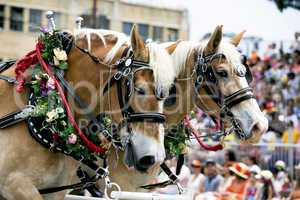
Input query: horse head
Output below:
<box><xmin>164</xmin><ymin>25</ymin><xmax>268</xmax><ymax>144</ymax></box>
<box><xmin>68</xmin><ymin>25</ymin><xmax>175</xmax><ymax>173</ymax></box>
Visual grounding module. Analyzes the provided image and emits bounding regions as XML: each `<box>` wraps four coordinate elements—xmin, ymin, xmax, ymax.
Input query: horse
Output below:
<box><xmin>163</xmin><ymin>25</ymin><xmax>268</xmax><ymax>148</ymax></box>
<box><xmin>0</xmin><ymin>25</ymin><xmax>175</xmax><ymax>199</ymax></box>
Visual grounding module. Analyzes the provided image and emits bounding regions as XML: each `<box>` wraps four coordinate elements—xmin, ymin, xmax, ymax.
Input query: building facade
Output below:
<box><xmin>0</xmin><ymin>0</ymin><xmax>189</xmax><ymax>60</ymax></box>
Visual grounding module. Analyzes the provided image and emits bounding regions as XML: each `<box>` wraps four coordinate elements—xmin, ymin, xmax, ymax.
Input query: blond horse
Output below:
<box><xmin>0</xmin><ymin>26</ymin><xmax>175</xmax><ymax>199</ymax></box>
<box><xmin>163</xmin><ymin>26</ymin><xmax>268</xmax><ymax>144</ymax></box>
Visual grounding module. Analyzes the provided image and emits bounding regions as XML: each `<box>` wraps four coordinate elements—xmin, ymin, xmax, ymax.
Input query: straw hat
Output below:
<box><xmin>229</xmin><ymin>162</ymin><xmax>250</xmax><ymax>179</ymax></box>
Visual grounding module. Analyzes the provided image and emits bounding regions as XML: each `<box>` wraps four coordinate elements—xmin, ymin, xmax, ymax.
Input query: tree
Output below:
<box><xmin>270</xmin><ymin>0</ymin><xmax>300</xmax><ymax>11</ymax></box>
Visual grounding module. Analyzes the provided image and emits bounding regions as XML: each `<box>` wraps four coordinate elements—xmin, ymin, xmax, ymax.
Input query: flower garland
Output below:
<box><xmin>24</xmin><ymin>30</ymin><xmax>111</xmax><ymax>160</ymax></box>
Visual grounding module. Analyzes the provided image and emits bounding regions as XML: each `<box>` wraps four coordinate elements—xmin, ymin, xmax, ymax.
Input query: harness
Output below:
<box><xmin>138</xmin><ymin>48</ymin><xmax>256</xmax><ymax>192</ymax></box>
<box><xmin>0</xmin><ymin>31</ymin><xmax>166</xmax><ymax>194</ymax></box>
<box><xmin>193</xmin><ymin>49</ymin><xmax>255</xmax><ymax>141</ymax></box>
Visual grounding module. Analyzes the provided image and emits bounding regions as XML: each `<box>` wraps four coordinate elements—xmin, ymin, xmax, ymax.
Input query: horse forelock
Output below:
<box><xmin>147</xmin><ymin>42</ymin><xmax>176</xmax><ymax>94</ymax></box>
<box><xmin>168</xmin><ymin>41</ymin><xmax>197</xmax><ymax>77</ymax></box>
<box><xmin>74</xmin><ymin>28</ymin><xmax>129</xmax><ymax>63</ymax></box>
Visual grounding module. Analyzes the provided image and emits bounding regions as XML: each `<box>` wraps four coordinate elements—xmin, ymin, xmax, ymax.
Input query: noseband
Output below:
<box><xmin>194</xmin><ymin>50</ymin><xmax>255</xmax><ymax>140</ymax></box>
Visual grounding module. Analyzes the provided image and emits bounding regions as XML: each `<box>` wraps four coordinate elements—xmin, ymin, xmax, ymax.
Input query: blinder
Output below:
<box><xmin>164</xmin><ymin>84</ymin><xmax>177</xmax><ymax>107</ymax></box>
<box><xmin>241</xmin><ymin>55</ymin><xmax>253</xmax><ymax>84</ymax></box>
<box><xmin>102</xmin><ymin>49</ymin><xmax>166</xmax><ymax>127</ymax></box>
<box><xmin>245</xmin><ymin>63</ymin><xmax>253</xmax><ymax>84</ymax></box>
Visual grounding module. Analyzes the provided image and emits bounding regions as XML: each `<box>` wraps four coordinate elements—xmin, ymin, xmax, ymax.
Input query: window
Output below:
<box><xmin>168</xmin><ymin>28</ymin><xmax>178</xmax><ymax>41</ymax></box>
<box><xmin>138</xmin><ymin>24</ymin><xmax>149</xmax><ymax>40</ymax></box>
<box><xmin>81</xmin><ymin>14</ymin><xmax>92</xmax><ymax>27</ymax></box>
<box><xmin>153</xmin><ymin>26</ymin><xmax>163</xmax><ymax>42</ymax></box>
<box><xmin>122</xmin><ymin>22</ymin><xmax>133</xmax><ymax>36</ymax></box>
<box><xmin>97</xmin><ymin>15</ymin><xmax>110</xmax><ymax>29</ymax></box>
<box><xmin>29</xmin><ymin>9</ymin><xmax>42</xmax><ymax>32</ymax></box>
<box><xmin>0</xmin><ymin>5</ymin><xmax>4</xmax><ymax>30</ymax></box>
<box><xmin>10</xmin><ymin>7</ymin><xmax>23</xmax><ymax>31</ymax></box>
<box><xmin>80</xmin><ymin>15</ymin><xmax>109</xmax><ymax>29</ymax></box>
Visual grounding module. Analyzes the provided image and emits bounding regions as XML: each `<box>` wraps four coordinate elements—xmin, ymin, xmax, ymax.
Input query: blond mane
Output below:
<box><xmin>165</xmin><ymin>40</ymin><xmax>243</xmax><ymax>76</ymax></box>
<box><xmin>74</xmin><ymin>28</ymin><xmax>175</xmax><ymax>93</ymax></box>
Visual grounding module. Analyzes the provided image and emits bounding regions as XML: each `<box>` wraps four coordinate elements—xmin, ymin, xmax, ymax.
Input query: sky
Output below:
<box><xmin>184</xmin><ymin>0</ymin><xmax>300</xmax><ymax>42</ymax></box>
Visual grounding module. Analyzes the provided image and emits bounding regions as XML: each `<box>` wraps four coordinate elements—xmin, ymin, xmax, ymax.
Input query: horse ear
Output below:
<box><xmin>165</xmin><ymin>40</ymin><xmax>181</xmax><ymax>55</ymax></box>
<box><xmin>130</xmin><ymin>24</ymin><xmax>146</xmax><ymax>52</ymax></box>
<box><xmin>231</xmin><ymin>30</ymin><xmax>246</xmax><ymax>47</ymax></box>
<box><xmin>204</xmin><ymin>25</ymin><xmax>223</xmax><ymax>55</ymax></box>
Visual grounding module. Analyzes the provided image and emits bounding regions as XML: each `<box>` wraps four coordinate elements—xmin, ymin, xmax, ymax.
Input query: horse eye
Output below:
<box><xmin>216</xmin><ymin>70</ymin><xmax>228</xmax><ymax>78</ymax></box>
<box><xmin>134</xmin><ymin>86</ymin><xmax>146</xmax><ymax>95</ymax></box>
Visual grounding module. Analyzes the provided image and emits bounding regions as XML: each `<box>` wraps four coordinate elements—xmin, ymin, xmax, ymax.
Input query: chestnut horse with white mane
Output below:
<box><xmin>0</xmin><ymin>26</ymin><xmax>175</xmax><ymax>199</ymax></box>
<box><xmin>163</xmin><ymin>26</ymin><xmax>268</xmax><ymax>146</ymax></box>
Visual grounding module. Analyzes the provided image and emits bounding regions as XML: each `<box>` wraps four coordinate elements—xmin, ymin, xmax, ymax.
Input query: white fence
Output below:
<box><xmin>65</xmin><ymin>193</ymin><xmax>189</xmax><ymax>200</ymax></box>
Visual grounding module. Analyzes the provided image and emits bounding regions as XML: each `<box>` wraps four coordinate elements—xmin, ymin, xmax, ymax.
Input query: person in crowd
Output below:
<box><xmin>218</xmin><ymin>162</ymin><xmax>234</xmax><ymax>194</ymax></box>
<box><xmin>260</xmin><ymin>170</ymin><xmax>277</xmax><ymax>200</ymax></box>
<box><xmin>187</xmin><ymin>159</ymin><xmax>205</xmax><ymax>199</ymax></box>
<box><xmin>216</xmin><ymin>162</ymin><xmax>249</xmax><ymax>200</ymax></box>
<box><xmin>273</xmin><ymin>160</ymin><xmax>288</xmax><ymax>197</ymax></box>
<box><xmin>243</xmin><ymin>166</ymin><xmax>262</xmax><ymax>200</ymax></box>
<box><xmin>291</xmin><ymin>164</ymin><xmax>300</xmax><ymax>199</ymax></box>
<box><xmin>199</xmin><ymin>159</ymin><xmax>224</xmax><ymax>193</ymax></box>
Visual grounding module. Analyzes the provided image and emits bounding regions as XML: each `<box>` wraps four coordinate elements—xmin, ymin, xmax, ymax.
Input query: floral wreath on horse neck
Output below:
<box><xmin>15</xmin><ymin>29</ymin><xmax>113</xmax><ymax>160</ymax></box>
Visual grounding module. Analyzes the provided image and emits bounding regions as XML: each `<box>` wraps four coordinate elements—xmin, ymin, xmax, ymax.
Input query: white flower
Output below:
<box><xmin>53</xmin><ymin>48</ymin><xmax>67</xmax><ymax>61</ymax></box>
<box><xmin>46</xmin><ymin>109</ymin><xmax>59</xmax><ymax>122</ymax></box>
<box><xmin>53</xmin><ymin>56</ymin><xmax>60</xmax><ymax>66</ymax></box>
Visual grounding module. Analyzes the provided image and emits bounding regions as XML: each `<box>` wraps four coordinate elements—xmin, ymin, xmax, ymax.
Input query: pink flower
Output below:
<box><xmin>46</xmin><ymin>77</ymin><xmax>56</xmax><ymax>90</ymax></box>
<box><xmin>35</xmin><ymin>75</ymin><xmax>41</xmax><ymax>80</ymax></box>
<box><xmin>68</xmin><ymin>133</ymin><xmax>77</xmax><ymax>144</ymax></box>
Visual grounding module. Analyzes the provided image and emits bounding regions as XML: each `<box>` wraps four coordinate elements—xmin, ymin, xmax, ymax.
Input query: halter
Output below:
<box><xmin>65</xmin><ymin>32</ymin><xmax>166</xmax><ymax>149</ymax></box>
<box><xmin>193</xmin><ymin>49</ymin><xmax>255</xmax><ymax>140</ymax></box>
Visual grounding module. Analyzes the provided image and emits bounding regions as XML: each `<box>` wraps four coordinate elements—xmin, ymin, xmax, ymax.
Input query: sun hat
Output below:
<box><xmin>229</xmin><ymin>162</ymin><xmax>250</xmax><ymax>179</ymax></box>
<box><xmin>260</xmin><ymin>170</ymin><xmax>273</xmax><ymax>180</ymax></box>
<box><xmin>275</xmin><ymin>160</ymin><xmax>286</xmax><ymax>170</ymax></box>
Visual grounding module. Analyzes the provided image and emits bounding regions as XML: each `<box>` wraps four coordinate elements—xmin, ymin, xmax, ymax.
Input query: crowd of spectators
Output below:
<box><xmin>250</xmin><ymin>33</ymin><xmax>300</xmax><ymax>146</ymax></box>
<box><xmin>158</xmin><ymin>152</ymin><xmax>298</xmax><ymax>200</ymax></box>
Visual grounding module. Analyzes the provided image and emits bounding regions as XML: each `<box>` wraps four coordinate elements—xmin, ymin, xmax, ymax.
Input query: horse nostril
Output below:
<box><xmin>250</xmin><ymin>122</ymin><xmax>267</xmax><ymax>136</ymax></box>
<box><xmin>138</xmin><ymin>156</ymin><xmax>155</xmax><ymax>169</ymax></box>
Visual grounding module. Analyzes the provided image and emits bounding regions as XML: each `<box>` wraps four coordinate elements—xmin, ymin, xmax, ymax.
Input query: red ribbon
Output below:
<box><xmin>184</xmin><ymin>115</ymin><xmax>223</xmax><ymax>151</ymax></box>
<box><xmin>15</xmin><ymin>42</ymin><xmax>106</xmax><ymax>154</ymax></box>
<box><xmin>35</xmin><ymin>43</ymin><xmax>107</xmax><ymax>154</ymax></box>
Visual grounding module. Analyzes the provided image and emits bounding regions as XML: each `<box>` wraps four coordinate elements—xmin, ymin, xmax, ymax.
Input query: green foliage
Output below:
<box><xmin>164</xmin><ymin>123</ymin><xmax>188</xmax><ymax>157</ymax></box>
<box><xmin>22</xmin><ymin>30</ymin><xmax>109</xmax><ymax>160</ymax></box>
<box><xmin>272</xmin><ymin>0</ymin><xmax>300</xmax><ymax>11</ymax></box>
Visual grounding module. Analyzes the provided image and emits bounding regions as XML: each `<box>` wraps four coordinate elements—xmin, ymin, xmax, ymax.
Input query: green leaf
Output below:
<box><xmin>59</xmin><ymin>61</ymin><xmax>68</xmax><ymax>70</ymax></box>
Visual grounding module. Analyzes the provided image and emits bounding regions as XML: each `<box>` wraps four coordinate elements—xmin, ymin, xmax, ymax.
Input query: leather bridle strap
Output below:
<box><xmin>224</xmin><ymin>87</ymin><xmax>254</xmax><ymax>109</ymax></box>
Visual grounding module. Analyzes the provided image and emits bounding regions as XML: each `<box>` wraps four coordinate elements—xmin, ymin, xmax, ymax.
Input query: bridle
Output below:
<box><xmin>58</xmin><ymin>32</ymin><xmax>165</xmax><ymax>149</ymax></box>
<box><xmin>192</xmin><ymin>49</ymin><xmax>255</xmax><ymax>140</ymax></box>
